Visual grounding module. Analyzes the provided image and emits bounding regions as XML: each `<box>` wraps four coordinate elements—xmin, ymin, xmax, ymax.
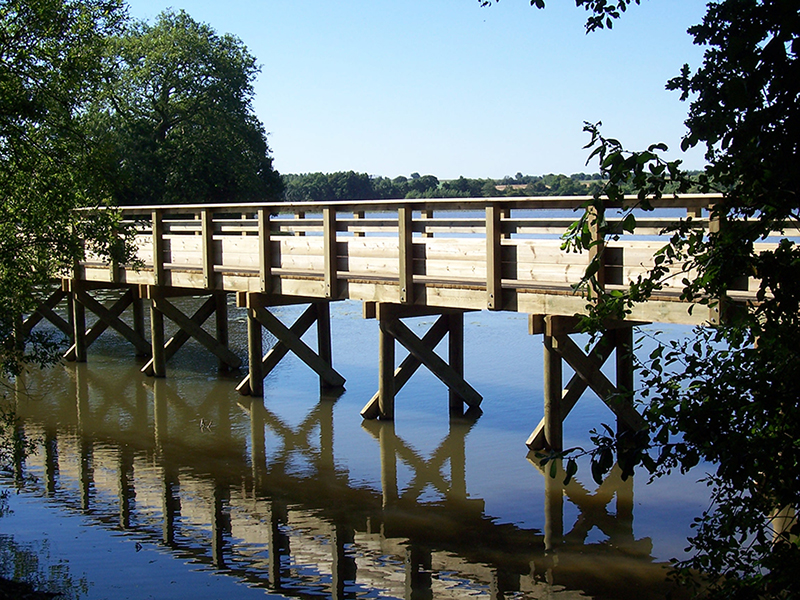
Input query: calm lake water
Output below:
<box><xmin>1</xmin><ymin>298</ymin><xmax>709</xmax><ymax>599</ymax></box>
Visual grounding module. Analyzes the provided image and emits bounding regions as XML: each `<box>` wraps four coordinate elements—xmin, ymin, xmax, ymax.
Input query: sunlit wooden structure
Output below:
<box><xmin>24</xmin><ymin>193</ymin><xmax>762</xmax><ymax>449</ymax></box>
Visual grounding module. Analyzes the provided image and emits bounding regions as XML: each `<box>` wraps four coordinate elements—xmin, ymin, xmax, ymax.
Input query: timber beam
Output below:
<box><xmin>141</xmin><ymin>286</ymin><xmax>239</xmax><ymax>378</ymax></box>
<box><xmin>63</xmin><ymin>282</ymin><xmax>149</xmax><ymax>362</ymax></box>
<box><xmin>235</xmin><ymin>293</ymin><xmax>345</xmax><ymax>396</ymax></box>
<box><xmin>362</xmin><ymin>302</ymin><xmax>481</xmax><ymax>420</ymax></box>
<box><xmin>527</xmin><ymin>315</ymin><xmax>646</xmax><ymax>451</ymax></box>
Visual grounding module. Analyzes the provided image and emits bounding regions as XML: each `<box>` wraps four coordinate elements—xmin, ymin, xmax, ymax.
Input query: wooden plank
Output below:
<box><xmin>252</xmin><ymin>303</ymin><xmax>345</xmax><ymax>388</ymax></box>
<box><xmin>141</xmin><ymin>295</ymin><xmax>218</xmax><ymax>376</ymax></box>
<box><xmin>153</xmin><ymin>296</ymin><xmax>241</xmax><ymax>369</ymax></box>
<box><xmin>398</xmin><ymin>206</ymin><xmax>413</xmax><ymax>304</ymax></box>
<box><xmin>384</xmin><ymin>318</ymin><xmax>482</xmax><ymax>408</ymax></box>
<box><xmin>361</xmin><ymin>315</ymin><xmax>450</xmax><ymax>419</ymax></box>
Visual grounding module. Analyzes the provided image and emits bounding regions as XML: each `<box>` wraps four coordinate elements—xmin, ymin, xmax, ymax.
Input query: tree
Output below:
<box><xmin>484</xmin><ymin>1</ymin><xmax>800</xmax><ymax>598</ymax></box>
<box><xmin>86</xmin><ymin>9</ymin><xmax>283</xmax><ymax>205</ymax></box>
<box><xmin>0</xmin><ymin>0</ymin><xmax>127</xmax><ymax>376</ymax></box>
<box><xmin>0</xmin><ymin>0</ymin><xmax>132</xmax><ymax>480</ymax></box>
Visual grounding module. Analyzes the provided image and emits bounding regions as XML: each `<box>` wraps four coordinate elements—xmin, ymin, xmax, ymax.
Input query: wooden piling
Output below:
<box><xmin>542</xmin><ymin>323</ymin><xmax>563</xmax><ymax>452</ymax></box>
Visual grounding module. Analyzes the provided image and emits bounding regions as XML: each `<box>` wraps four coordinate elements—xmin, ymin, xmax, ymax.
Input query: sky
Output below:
<box><xmin>124</xmin><ymin>0</ymin><xmax>709</xmax><ymax>180</ymax></box>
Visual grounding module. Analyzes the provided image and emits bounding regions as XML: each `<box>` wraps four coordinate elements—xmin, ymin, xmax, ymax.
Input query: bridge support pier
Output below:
<box><xmin>140</xmin><ymin>286</ymin><xmax>241</xmax><ymax>378</ymax></box>
<box><xmin>526</xmin><ymin>315</ymin><xmax>646</xmax><ymax>452</ymax></box>
<box><xmin>360</xmin><ymin>302</ymin><xmax>481</xmax><ymax>421</ymax></box>
<box><xmin>235</xmin><ymin>293</ymin><xmax>345</xmax><ymax>396</ymax></box>
<box><xmin>61</xmin><ymin>281</ymin><xmax>150</xmax><ymax>363</ymax></box>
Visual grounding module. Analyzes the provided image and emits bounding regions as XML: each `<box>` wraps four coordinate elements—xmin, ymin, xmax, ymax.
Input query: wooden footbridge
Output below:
<box><xmin>24</xmin><ymin>193</ymin><xmax>756</xmax><ymax>450</ymax></box>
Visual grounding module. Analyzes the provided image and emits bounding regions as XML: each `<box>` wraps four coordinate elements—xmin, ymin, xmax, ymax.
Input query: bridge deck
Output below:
<box><xmin>76</xmin><ymin>194</ymin><xmax>767</xmax><ymax>326</ymax></box>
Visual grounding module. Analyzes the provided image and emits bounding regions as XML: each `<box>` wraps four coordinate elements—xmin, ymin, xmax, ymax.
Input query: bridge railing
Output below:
<box><xmin>74</xmin><ymin>194</ymin><xmax>747</xmax><ymax>320</ymax></box>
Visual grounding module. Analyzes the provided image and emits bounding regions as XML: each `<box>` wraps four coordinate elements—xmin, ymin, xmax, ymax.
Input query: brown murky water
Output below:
<box><xmin>1</xmin><ymin>299</ymin><xmax>707</xmax><ymax>599</ymax></box>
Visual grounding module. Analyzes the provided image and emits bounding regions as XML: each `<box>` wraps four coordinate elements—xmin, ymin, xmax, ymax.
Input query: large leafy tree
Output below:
<box><xmin>0</xmin><ymin>0</ymin><xmax>126</xmax><ymax>375</ymax></box>
<box><xmin>87</xmin><ymin>9</ymin><xmax>283</xmax><ymax>205</ymax></box>
<box><xmin>485</xmin><ymin>0</ymin><xmax>800</xmax><ymax>597</ymax></box>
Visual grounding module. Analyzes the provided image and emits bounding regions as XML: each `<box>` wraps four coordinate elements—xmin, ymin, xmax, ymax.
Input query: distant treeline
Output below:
<box><xmin>281</xmin><ymin>171</ymin><xmax>607</xmax><ymax>202</ymax></box>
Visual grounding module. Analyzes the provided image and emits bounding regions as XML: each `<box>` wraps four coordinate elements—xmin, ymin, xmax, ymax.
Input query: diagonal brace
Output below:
<box><xmin>65</xmin><ymin>289</ymin><xmax>148</xmax><ymax>360</ymax></box>
<box><xmin>141</xmin><ymin>296</ymin><xmax>218</xmax><ymax>375</ymax></box>
<box><xmin>24</xmin><ymin>290</ymin><xmax>69</xmax><ymax>336</ymax></box>
<box><xmin>146</xmin><ymin>296</ymin><xmax>241</xmax><ymax>373</ymax></box>
<box><xmin>361</xmin><ymin>315</ymin><xmax>450</xmax><ymax>419</ymax></box>
<box><xmin>554</xmin><ymin>334</ymin><xmax>646</xmax><ymax>433</ymax></box>
<box><xmin>236</xmin><ymin>304</ymin><xmax>319</xmax><ymax>395</ymax></box>
<box><xmin>252</xmin><ymin>304</ymin><xmax>345</xmax><ymax>388</ymax></box>
<box><xmin>526</xmin><ymin>332</ymin><xmax>616</xmax><ymax>449</ymax></box>
<box><xmin>384</xmin><ymin>319</ymin><xmax>482</xmax><ymax>408</ymax></box>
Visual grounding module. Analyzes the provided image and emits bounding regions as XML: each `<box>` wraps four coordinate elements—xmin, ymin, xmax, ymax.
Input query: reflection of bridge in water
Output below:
<box><xmin>9</xmin><ymin>362</ymin><xmax>674</xmax><ymax>600</ymax></box>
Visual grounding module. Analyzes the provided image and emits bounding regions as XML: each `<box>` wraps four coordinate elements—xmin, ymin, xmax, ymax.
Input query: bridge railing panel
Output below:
<box><xmin>72</xmin><ymin>196</ymin><xmax>742</xmax><ymax>318</ymax></box>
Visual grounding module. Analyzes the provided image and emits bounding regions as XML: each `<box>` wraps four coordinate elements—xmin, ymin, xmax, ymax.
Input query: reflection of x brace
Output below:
<box><xmin>363</xmin><ymin>419</ymin><xmax>475</xmax><ymax>503</ymax></box>
<box><xmin>560</xmin><ymin>467</ymin><xmax>631</xmax><ymax>544</ymax></box>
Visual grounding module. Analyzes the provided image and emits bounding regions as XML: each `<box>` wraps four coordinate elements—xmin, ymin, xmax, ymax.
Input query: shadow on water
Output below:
<box><xmin>0</xmin><ymin>356</ymin><xmax>689</xmax><ymax>600</ymax></box>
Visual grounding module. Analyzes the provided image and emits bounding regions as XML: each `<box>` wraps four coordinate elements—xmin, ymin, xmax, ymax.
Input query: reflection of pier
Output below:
<box><xmin>9</xmin><ymin>364</ymin><xmax>673</xmax><ymax>600</ymax></box>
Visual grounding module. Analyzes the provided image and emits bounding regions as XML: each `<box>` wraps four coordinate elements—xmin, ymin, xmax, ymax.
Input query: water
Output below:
<box><xmin>1</xmin><ymin>299</ymin><xmax>709</xmax><ymax>599</ymax></box>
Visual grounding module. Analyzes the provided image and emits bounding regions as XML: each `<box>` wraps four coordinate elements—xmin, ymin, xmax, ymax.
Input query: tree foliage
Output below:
<box><xmin>86</xmin><ymin>9</ymin><xmax>283</xmax><ymax>205</ymax></box>
<box><xmin>508</xmin><ymin>0</ymin><xmax>800</xmax><ymax>598</ymax></box>
<box><xmin>0</xmin><ymin>0</ymin><xmax>128</xmax><ymax>375</ymax></box>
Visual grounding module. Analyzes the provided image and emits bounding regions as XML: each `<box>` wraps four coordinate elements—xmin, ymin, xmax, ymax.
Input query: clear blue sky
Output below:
<box><xmin>124</xmin><ymin>0</ymin><xmax>708</xmax><ymax>179</ymax></box>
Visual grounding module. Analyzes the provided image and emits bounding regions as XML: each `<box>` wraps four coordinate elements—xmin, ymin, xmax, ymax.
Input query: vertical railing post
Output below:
<box><xmin>201</xmin><ymin>209</ymin><xmax>215</xmax><ymax>290</ymax></box>
<box><xmin>486</xmin><ymin>204</ymin><xmax>502</xmax><ymax>310</ymax></box>
<box><xmin>258</xmin><ymin>208</ymin><xmax>272</xmax><ymax>294</ymax></box>
<box><xmin>323</xmin><ymin>207</ymin><xmax>338</xmax><ymax>299</ymax></box>
<box><xmin>152</xmin><ymin>209</ymin><xmax>165</xmax><ymax>286</ymax></box>
<box><xmin>587</xmin><ymin>204</ymin><xmax>605</xmax><ymax>293</ymax></box>
<box><xmin>353</xmin><ymin>210</ymin><xmax>366</xmax><ymax>237</ymax></box>
<box><xmin>398</xmin><ymin>205</ymin><xmax>413</xmax><ymax>304</ymax></box>
<box><xmin>421</xmin><ymin>209</ymin><xmax>434</xmax><ymax>238</ymax></box>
